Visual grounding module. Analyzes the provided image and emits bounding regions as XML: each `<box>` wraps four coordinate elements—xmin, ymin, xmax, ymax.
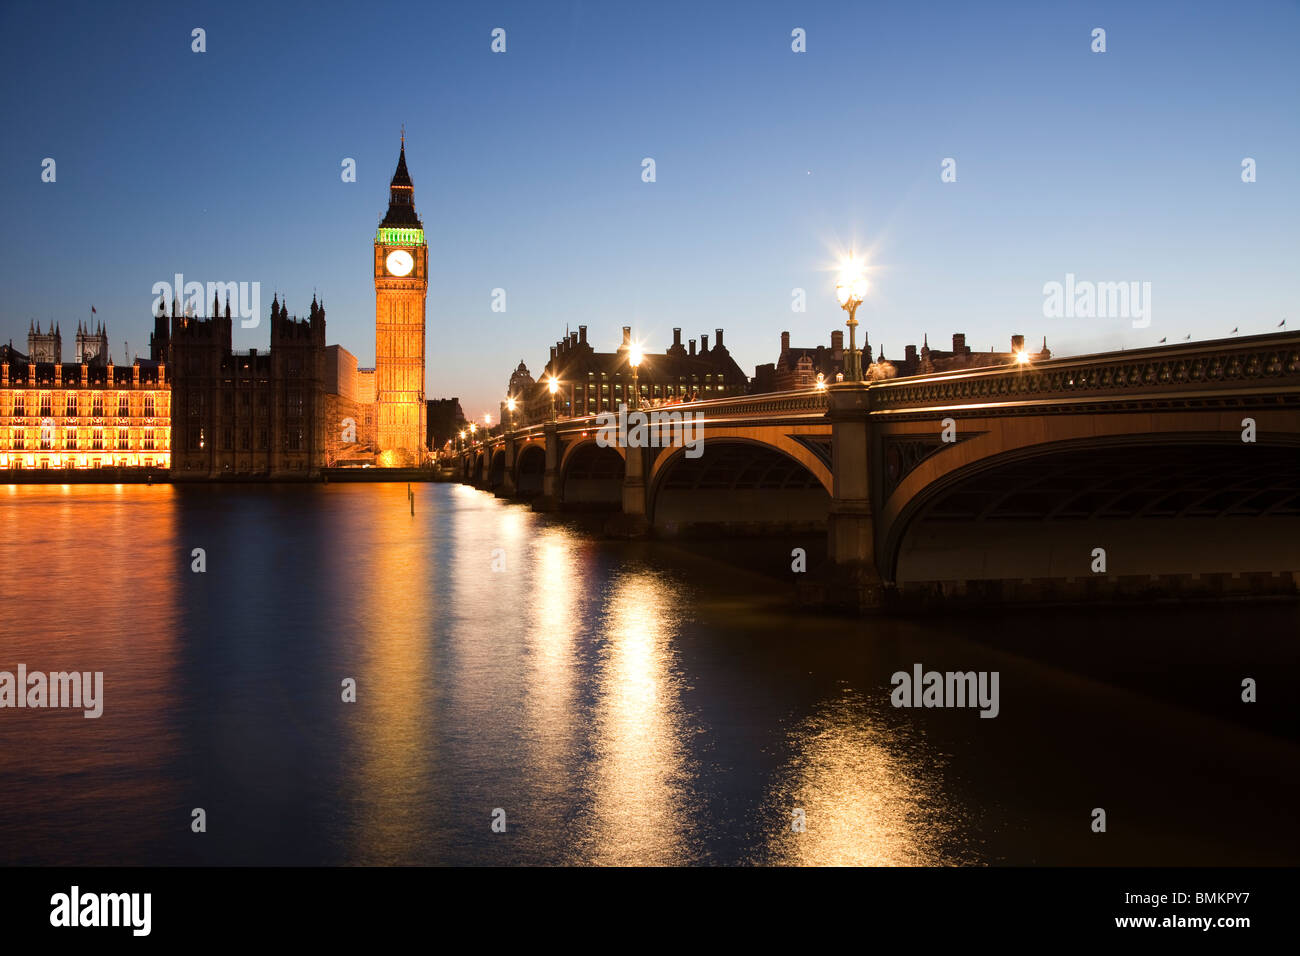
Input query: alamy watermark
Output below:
<box><xmin>151</xmin><ymin>273</ymin><xmax>261</xmax><ymax>329</ymax></box>
<box><xmin>1042</xmin><ymin>273</ymin><xmax>1151</xmax><ymax>329</ymax></box>
<box><xmin>50</xmin><ymin>886</ymin><xmax>150</xmax><ymax>936</ymax></box>
<box><xmin>890</xmin><ymin>663</ymin><xmax>999</xmax><ymax>718</ymax></box>
<box><xmin>1</xmin><ymin>665</ymin><xmax>103</xmax><ymax>718</ymax></box>
<box><xmin>595</xmin><ymin>403</ymin><xmax>703</xmax><ymax>458</ymax></box>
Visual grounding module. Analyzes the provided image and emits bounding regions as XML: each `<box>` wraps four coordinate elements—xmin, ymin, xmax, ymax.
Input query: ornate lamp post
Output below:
<box><xmin>628</xmin><ymin>343</ymin><xmax>643</xmax><ymax>411</ymax></box>
<box><xmin>835</xmin><ymin>253</ymin><xmax>869</xmax><ymax>382</ymax></box>
<box><xmin>548</xmin><ymin>375</ymin><xmax>559</xmax><ymax>422</ymax></box>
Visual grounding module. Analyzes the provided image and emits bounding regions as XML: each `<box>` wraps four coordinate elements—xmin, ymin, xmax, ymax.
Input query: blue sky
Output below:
<box><xmin>1</xmin><ymin>0</ymin><xmax>1296</xmax><ymax>418</ymax></box>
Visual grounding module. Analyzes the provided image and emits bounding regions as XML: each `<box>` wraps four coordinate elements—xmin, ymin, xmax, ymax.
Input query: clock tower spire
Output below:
<box><xmin>374</xmin><ymin>134</ymin><xmax>429</xmax><ymax>466</ymax></box>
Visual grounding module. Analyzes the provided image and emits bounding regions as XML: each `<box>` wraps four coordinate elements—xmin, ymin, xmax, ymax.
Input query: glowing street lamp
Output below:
<box><xmin>469</xmin><ymin>422</ymin><xmax>477</xmax><ymax>445</ymax></box>
<box><xmin>506</xmin><ymin>396</ymin><xmax>517</xmax><ymax>431</ymax></box>
<box><xmin>628</xmin><ymin>342</ymin><xmax>643</xmax><ymax>411</ymax></box>
<box><xmin>836</xmin><ymin>253</ymin><xmax>870</xmax><ymax>382</ymax></box>
<box><xmin>547</xmin><ymin>375</ymin><xmax>560</xmax><ymax>422</ymax></box>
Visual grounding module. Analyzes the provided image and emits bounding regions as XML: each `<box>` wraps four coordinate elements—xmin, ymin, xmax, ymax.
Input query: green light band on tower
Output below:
<box><xmin>376</xmin><ymin>227</ymin><xmax>425</xmax><ymax>246</ymax></box>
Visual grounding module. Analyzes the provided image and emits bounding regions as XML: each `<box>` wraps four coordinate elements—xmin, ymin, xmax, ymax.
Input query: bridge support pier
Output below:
<box><xmin>495</xmin><ymin>436</ymin><xmax>517</xmax><ymax>498</ymax></box>
<box><xmin>607</xmin><ymin>444</ymin><xmax>649</xmax><ymax>537</ymax></box>
<box><xmin>825</xmin><ymin>383</ymin><xmax>886</xmax><ymax>610</ymax></box>
<box><xmin>532</xmin><ymin>423</ymin><xmax>562</xmax><ymax>512</ymax></box>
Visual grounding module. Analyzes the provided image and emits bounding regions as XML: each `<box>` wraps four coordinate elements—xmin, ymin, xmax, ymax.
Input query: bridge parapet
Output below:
<box><xmin>871</xmin><ymin>332</ymin><xmax>1300</xmax><ymax>416</ymax></box>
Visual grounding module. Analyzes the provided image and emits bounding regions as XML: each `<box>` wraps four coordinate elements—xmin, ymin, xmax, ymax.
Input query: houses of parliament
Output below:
<box><xmin>0</xmin><ymin>137</ymin><xmax>432</xmax><ymax>478</ymax></box>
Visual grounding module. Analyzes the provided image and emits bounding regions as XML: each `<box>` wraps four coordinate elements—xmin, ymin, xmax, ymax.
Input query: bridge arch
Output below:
<box><xmin>513</xmin><ymin>440</ymin><xmax>546</xmax><ymax>496</ymax></box>
<box><xmin>487</xmin><ymin>449</ymin><xmax>506</xmax><ymax>489</ymax></box>
<box><xmin>881</xmin><ymin>431</ymin><xmax>1300</xmax><ymax>584</ymax></box>
<box><xmin>644</xmin><ymin>424</ymin><xmax>832</xmax><ymax>496</ymax></box>
<box><xmin>648</xmin><ymin>436</ymin><xmax>832</xmax><ymax>532</ymax></box>
<box><xmin>560</xmin><ymin>438</ymin><xmax>625</xmax><ymax>507</ymax></box>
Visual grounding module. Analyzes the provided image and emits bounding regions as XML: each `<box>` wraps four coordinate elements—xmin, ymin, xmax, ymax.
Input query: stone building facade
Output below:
<box><xmin>166</xmin><ymin>295</ymin><xmax>326</xmax><ymax>479</ymax></box>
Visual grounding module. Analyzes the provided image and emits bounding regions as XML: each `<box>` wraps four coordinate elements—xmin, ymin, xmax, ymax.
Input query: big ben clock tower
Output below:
<box><xmin>374</xmin><ymin>132</ymin><xmax>428</xmax><ymax>466</ymax></box>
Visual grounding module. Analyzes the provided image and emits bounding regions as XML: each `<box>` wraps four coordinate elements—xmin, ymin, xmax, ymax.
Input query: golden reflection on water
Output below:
<box><xmin>577</xmin><ymin>570</ymin><xmax>696</xmax><ymax>865</ymax></box>
<box><xmin>346</xmin><ymin>485</ymin><xmax>436</xmax><ymax>864</ymax></box>
<box><xmin>523</xmin><ymin>528</ymin><xmax>582</xmax><ymax>801</ymax></box>
<box><xmin>0</xmin><ymin>484</ymin><xmax>181</xmax><ymax>862</ymax></box>
<box><xmin>759</xmin><ymin>686</ymin><xmax>965</xmax><ymax>866</ymax></box>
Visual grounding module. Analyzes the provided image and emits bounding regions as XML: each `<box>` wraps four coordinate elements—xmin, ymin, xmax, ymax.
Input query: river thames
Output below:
<box><xmin>1</xmin><ymin>482</ymin><xmax>1296</xmax><ymax>866</ymax></box>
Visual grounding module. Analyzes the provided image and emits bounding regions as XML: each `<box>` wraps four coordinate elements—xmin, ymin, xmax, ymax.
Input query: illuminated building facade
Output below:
<box><xmin>0</xmin><ymin>334</ymin><xmax>171</xmax><ymax>472</ymax></box>
<box><xmin>374</xmin><ymin>135</ymin><xmax>429</xmax><ymax>466</ymax></box>
<box><xmin>324</xmin><ymin>345</ymin><xmax>377</xmax><ymax>466</ymax></box>
<box><xmin>527</xmin><ymin>325</ymin><xmax>747</xmax><ymax>423</ymax></box>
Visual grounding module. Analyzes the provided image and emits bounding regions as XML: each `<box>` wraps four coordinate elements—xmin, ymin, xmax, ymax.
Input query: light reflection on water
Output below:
<box><xmin>754</xmin><ymin>686</ymin><xmax>973</xmax><ymax>866</ymax></box>
<box><xmin>0</xmin><ymin>482</ymin><xmax>1295</xmax><ymax>866</ymax></box>
<box><xmin>347</xmin><ymin>484</ymin><xmax>437</xmax><ymax>864</ymax></box>
<box><xmin>573</xmin><ymin>570</ymin><xmax>697</xmax><ymax>865</ymax></box>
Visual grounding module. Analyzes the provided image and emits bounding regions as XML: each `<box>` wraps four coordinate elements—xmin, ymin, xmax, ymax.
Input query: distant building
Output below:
<box><xmin>0</xmin><ymin>325</ymin><xmax>171</xmax><ymax>471</ymax></box>
<box><xmin>426</xmin><ymin>397</ymin><xmax>466</xmax><ymax>452</ymax></box>
<box><xmin>27</xmin><ymin>321</ymin><xmax>63</xmax><ymax>363</ymax></box>
<box><xmin>324</xmin><ymin>345</ymin><xmax>375</xmax><ymax>466</ymax></box>
<box><xmin>167</xmin><ymin>294</ymin><xmax>326</xmax><ymax>479</ymax></box>
<box><xmin>503</xmin><ymin>360</ymin><xmax>534</xmax><ymax>425</ymax></box>
<box><xmin>528</xmin><ymin>325</ymin><xmax>748</xmax><ymax>421</ymax></box>
<box><xmin>75</xmin><ymin>322</ymin><xmax>110</xmax><ymax>365</ymax></box>
<box><xmin>893</xmin><ymin>333</ymin><xmax>1050</xmax><ymax>376</ymax></box>
<box><xmin>356</xmin><ymin>367</ymin><xmax>376</xmax><ymax>450</ymax></box>
<box><xmin>762</xmin><ymin>329</ymin><xmax>857</xmax><ymax>392</ymax></box>
<box><xmin>754</xmin><ymin>329</ymin><xmax>1051</xmax><ymax>391</ymax></box>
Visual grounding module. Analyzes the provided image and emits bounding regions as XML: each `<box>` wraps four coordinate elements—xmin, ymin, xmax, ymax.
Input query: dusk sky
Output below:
<box><xmin>1</xmin><ymin>0</ymin><xmax>1296</xmax><ymax>418</ymax></box>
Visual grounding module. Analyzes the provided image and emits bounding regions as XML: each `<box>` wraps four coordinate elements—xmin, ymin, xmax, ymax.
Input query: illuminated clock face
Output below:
<box><xmin>385</xmin><ymin>249</ymin><xmax>414</xmax><ymax>277</ymax></box>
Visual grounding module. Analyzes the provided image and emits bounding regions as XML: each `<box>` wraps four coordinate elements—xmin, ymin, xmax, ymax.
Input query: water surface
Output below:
<box><xmin>0</xmin><ymin>482</ymin><xmax>1295</xmax><ymax>865</ymax></box>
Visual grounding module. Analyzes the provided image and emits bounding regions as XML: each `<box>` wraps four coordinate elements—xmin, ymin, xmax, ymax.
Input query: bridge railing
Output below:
<box><xmin>462</xmin><ymin>389</ymin><xmax>832</xmax><ymax>452</ymax></box>
<box><xmin>870</xmin><ymin>331</ymin><xmax>1300</xmax><ymax>412</ymax></box>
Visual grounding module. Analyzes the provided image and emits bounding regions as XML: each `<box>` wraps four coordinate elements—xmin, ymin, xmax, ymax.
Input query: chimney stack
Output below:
<box><xmin>621</xmin><ymin>326</ymin><xmax>631</xmax><ymax>348</ymax></box>
<box><xmin>781</xmin><ymin>331</ymin><xmax>791</xmax><ymax>353</ymax></box>
<box><xmin>579</xmin><ymin>325</ymin><xmax>587</xmax><ymax>345</ymax></box>
<box><xmin>953</xmin><ymin>333</ymin><xmax>967</xmax><ymax>354</ymax></box>
<box><xmin>715</xmin><ymin>328</ymin><xmax>724</xmax><ymax>348</ymax></box>
<box><xmin>689</xmin><ymin>339</ymin><xmax>696</xmax><ymax>356</ymax></box>
<box><xmin>700</xmin><ymin>333</ymin><xmax>709</xmax><ymax>353</ymax></box>
<box><xmin>830</xmin><ymin>330</ymin><xmax>843</xmax><ymax>353</ymax></box>
<box><xmin>673</xmin><ymin>328</ymin><xmax>682</xmax><ymax>347</ymax></box>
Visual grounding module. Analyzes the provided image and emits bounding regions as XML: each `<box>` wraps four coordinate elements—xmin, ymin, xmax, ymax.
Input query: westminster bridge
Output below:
<box><xmin>452</xmin><ymin>332</ymin><xmax>1300</xmax><ymax>607</ymax></box>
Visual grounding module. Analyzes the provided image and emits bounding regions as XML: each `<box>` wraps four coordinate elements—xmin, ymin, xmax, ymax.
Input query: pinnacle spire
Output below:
<box><xmin>380</xmin><ymin>132</ymin><xmax>422</xmax><ymax>228</ymax></box>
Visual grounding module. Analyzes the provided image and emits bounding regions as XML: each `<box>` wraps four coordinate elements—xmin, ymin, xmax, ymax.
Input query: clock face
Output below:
<box><xmin>385</xmin><ymin>249</ymin><xmax>414</xmax><ymax>277</ymax></box>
